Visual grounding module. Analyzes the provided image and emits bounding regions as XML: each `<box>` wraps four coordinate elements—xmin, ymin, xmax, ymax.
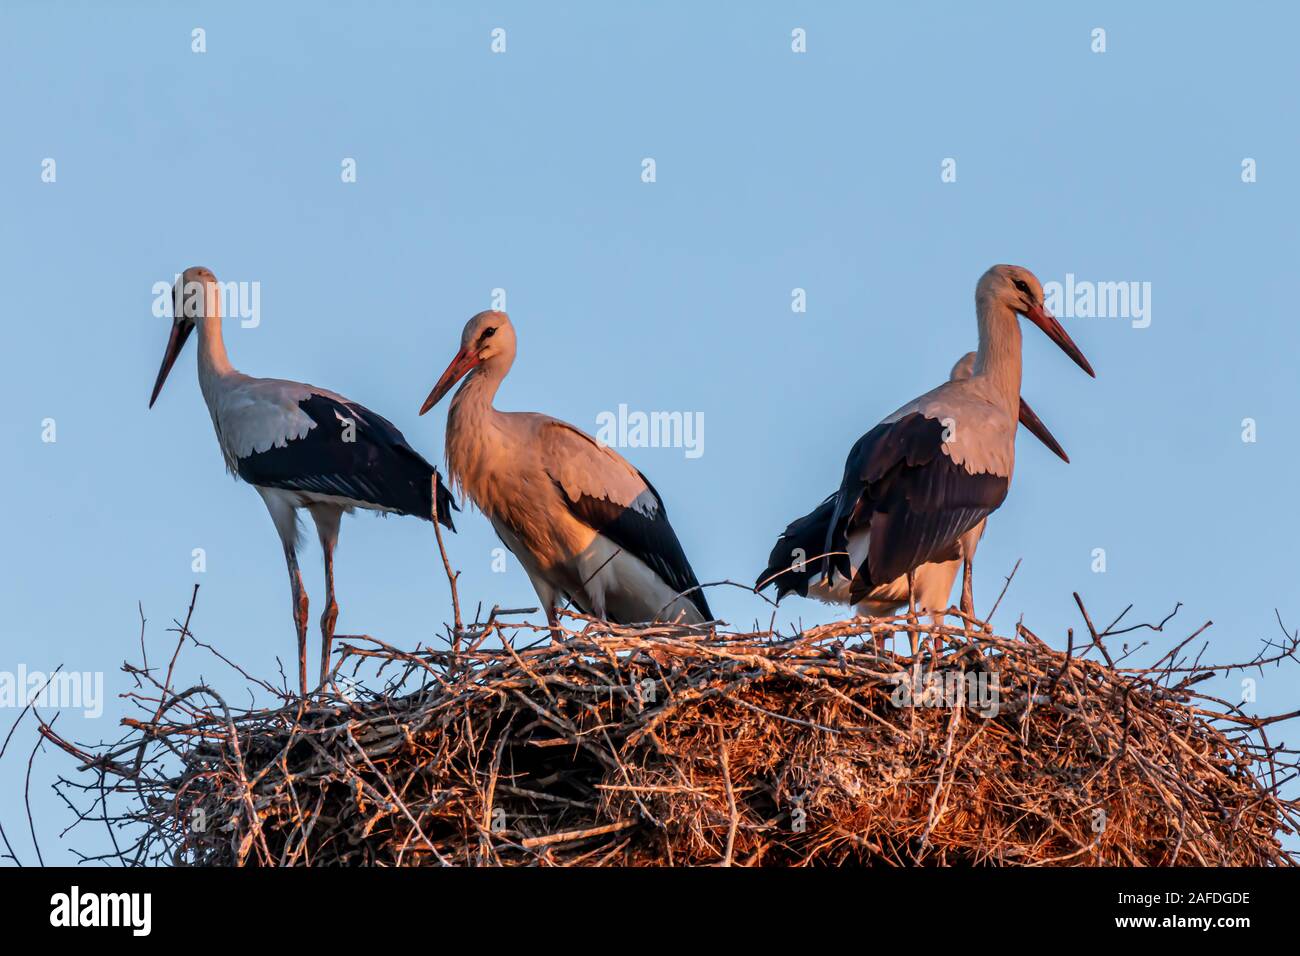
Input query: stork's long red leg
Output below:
<box><xmin>319</xmin><ymin>544</ymin><xmax>339</xmax><ymax>685</ymax></box>
<box><xmin>906</xmin><ymin>568</ymin><xmax>919</xmax><ymax>659</ymax></box>
<box><xmin>285</xmin><ymin>549</ymin><xmax>309</xmax><ymax>697</ymax></box>
<box><xmin>310</xmin><ymin>505</ymin><xmax>343</xmax><ymax>688</ymax></box>
<box><xmin>960</xmin><ymin>556</ymin><xmax>974</xmax><ymax>618</ymax></box>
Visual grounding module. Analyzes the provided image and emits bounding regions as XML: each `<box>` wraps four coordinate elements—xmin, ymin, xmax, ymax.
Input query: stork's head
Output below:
<box><xmin>419</xmin><ymin>310</ymin><xmax>516</xmax><ymax>414</ymax></box>
<box><xmin>149</xmin><ymin>266</ymin><xmax>218</xmax><ymax>408</ymax></box>
<box><xmin>977</xmin><ymin>264</ymin><xmax>1094</xmax><ymax>377</ymax></box>
<box><xmin>949</xmin><ymin>350</ymin><xmax>1070</xmax><ymax>463</ymax></box>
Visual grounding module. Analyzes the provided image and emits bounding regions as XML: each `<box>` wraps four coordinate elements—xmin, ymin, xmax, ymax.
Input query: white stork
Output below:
<box><xmin>148</xmin><ymin>266</ymin><xmax>457</xmax><ymax>695</ymax></box>
<box><xmin>417</xmin><ymin>310</ymin><xmax>711</xmax><ymax>631</ymax></box>
<box><xmin>758</xmin><ymin>350</ymin><xmax>1070</xmax><ymax>627</ymax></box>
<box><xmin>758</xmin><ymin>265</ymin><xmax>1093</xmax><ymax>643</ymax></box>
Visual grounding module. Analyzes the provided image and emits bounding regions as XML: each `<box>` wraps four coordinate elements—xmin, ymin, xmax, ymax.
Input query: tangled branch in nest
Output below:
<box><xmin>40</xmin><ymin>594</ymin><xmax>1300</xmax><ymax>866</ymax></box>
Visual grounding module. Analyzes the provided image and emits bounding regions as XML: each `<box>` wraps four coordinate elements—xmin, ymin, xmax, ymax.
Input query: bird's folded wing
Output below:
<box><xmin>826</xmin><ymin>412</ymin><xmax>1010</xmax><ymax>598</ymax></box>
<box><xmin>228</xmin><ymin>384</ymin><xmax>453</xmax><ymax>525</ymax></box>
<box><xmin>540</xmin><ymin>420</ymin><xmax>712</xmax><ymax>620</ymax></box>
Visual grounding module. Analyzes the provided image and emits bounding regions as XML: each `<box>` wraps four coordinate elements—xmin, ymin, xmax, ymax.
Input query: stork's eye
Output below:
<box><xmin>1012</xmin><ymin>279</ymin><xmax>1031</xmax><ymax>295</ymax></box>
<box><xmin>480</xmin><ymin>327</ymin><xmax>497</xmax><ymax>341</ymax></box>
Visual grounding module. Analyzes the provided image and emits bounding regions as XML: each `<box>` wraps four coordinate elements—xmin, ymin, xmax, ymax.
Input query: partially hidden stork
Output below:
<box><xmin>149</xmin><ymin>267</ymin><xmax>457</xmax><ymax>695</ymax></box>
<box><xmin>757</xmin><ymin>350</ymin><xmax>1069</xmax><ymax>629</ymax></box>
<box><xmin>758</xmin><ymin>265</ymin><xmax>1093</xmax><ymax>647</ymax></box>
<box><xmin>418</xmin><ymin>310</ymin><xmax>711</xmax><ymax>632</ymax></box>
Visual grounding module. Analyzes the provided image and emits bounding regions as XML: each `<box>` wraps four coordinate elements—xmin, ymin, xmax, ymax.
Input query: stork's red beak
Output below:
<box><xmin>419</xmin><ymin>346</ymin><xmax>479</xmax><ymax>415</ymax></box>
<box><xmin>1017</xmin><ymin>396</ymin><xmax>1069</xmax><ymax>464</ymax></box>
<box><xmin>148</xmin><ymin>321</ymin><xmax>194</xmax><ymax>408</ymax></box>
<box><xmin>1022</xmin><ymin>301</ymin><xmax>1094</xmax><ymax>377</ymax></box>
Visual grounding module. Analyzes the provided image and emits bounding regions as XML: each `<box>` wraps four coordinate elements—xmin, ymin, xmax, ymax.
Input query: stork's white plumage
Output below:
<box><xmin>757</xmin><ymin>265</ymin><xmax>1093</xmax><ymax>639</ymax></box>
<box><xmin>149</xmin><ymin>267</ymin><xmax>457</xmax><ymax>695</ymax></box>
<box><xmin>418</xmin><ymin>311</ymin><xmax>711</xmax><ymax>631</ymax></box>
<box><xmin>758</xmin><ymin>350</ymin><xmax>1070</xmax><ymax>623</ymax></box>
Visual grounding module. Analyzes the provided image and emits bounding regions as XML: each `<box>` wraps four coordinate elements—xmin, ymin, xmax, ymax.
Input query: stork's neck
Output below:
<box><xmin>197</xmin><ymin>314</ymin><xmax>232</xmax><ymax>370</ymax></box>
<box><xmin>195</xmin><ymin>313</ymin><xmax>236</xmax><ymax>400</ymax></box>
<box><xmin>452</xmin><ymin>362</ymin><xmax>506</xmax><ymax>416</ymax></box>
<box><xmin>445</xmin><ymin>363</ymin><xmax>508</xmax><ymax>497</ymax></box>
<box><xmin>447</xmin><ymin>361</ymin><xmax>517</xmax><ymax>509</ymax></box>
<box><xmin>971</xmin><ymin>299</ymin><xmax>1022</xmax><ymax>409</ymax></box>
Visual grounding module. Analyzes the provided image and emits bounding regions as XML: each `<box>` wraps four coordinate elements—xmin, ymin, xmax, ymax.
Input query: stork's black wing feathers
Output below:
<box><xmin>237</xmin><ymin>393</ymin><xmax>457</xmax><ymax>531</ymax></box>
<box><xmin>756</xmin><ymin>492</ymin><xmax>844</xmax><ymax>599</ymax></box>
<box><xmin>822</xmin><ymin>413</ymin><xmax>1007</xmax><ymax>603</ymax></box>
<box><xmin>561</xmin><ymin>472</ymin><xmax>713</xmax><ymax>622</ymax></box>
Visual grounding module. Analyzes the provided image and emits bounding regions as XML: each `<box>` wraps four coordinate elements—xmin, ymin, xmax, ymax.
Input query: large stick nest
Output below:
<box><xmin>42</xmin><ymin>599</ymin><xmax>1300</xmax><ymax>866</ymax></box>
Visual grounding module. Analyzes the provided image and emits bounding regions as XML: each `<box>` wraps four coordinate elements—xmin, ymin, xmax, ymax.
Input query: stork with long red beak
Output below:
<box><xmin>419</xmin><ymin>311</ymin><xmax>711</xmax><ymax>631</ymax></box>
<box><xmin>149</xmin><ymin>267</ymin><xmax>457</xmax><ymax>695</ymax></box>
<box><xmin>758</xmin><ymin>265</ymin><xmax>1093</xmax><ymax>643</ymax></box>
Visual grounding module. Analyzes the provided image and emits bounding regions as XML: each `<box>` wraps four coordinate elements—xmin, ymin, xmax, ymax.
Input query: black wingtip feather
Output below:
<box><xmin>757</xmin><ymin>494</ymin><xmax>841</xmax><ymax>600</ymax></box>
<box><xmin>433</xmin><ymin>469</ymin><xmax>458</xmax><ymax>532</ymax></box>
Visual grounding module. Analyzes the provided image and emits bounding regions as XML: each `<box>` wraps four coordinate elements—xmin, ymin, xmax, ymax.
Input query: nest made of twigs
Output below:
<box><xmin>43</xmin><ymin>597</ymin><xmax>1300</xmax><ymax>867</ymax></box>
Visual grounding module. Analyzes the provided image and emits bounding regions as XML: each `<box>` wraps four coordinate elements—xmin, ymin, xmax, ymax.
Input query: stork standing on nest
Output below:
<box><xmin>148</xmin><ymin>267</ymin><xmax>457</xmax><ymax>695</ymax></box>
<box><xmin>418</xmin><ymin>310</ymin><xmax>711</xmax><ymax>632</ymax></box>
<box><xmin>759</xmin><ymin>265</ymin><xmax>1093</xmax><ymax>650</ymax></box>
<box><xmin>757</xmin><ymin>350</ymin><xmax>1070</xmax><ymax>629</ymax></box>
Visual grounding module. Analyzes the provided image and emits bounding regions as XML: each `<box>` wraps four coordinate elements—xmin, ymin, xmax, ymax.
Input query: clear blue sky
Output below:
<box><xmin>2</xmin><ymin>2</ymin><xmax>1297</xmax><ymax>864</ymax></box>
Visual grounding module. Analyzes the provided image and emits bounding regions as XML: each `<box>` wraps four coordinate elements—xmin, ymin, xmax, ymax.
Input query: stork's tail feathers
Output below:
<box><xmin>847</xmin><ymin>568</ymin><xmax>871</xmax><ymax>605</ymax></box>
<box><xmin>755</xmin><ymin>545</ymin><xmax>814</xmax><ymax>600</ymax></box>
<box><xmin>757</xmin><ymin>495</ymin><xmax>841</xmax><ymax>600</ymax></box>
